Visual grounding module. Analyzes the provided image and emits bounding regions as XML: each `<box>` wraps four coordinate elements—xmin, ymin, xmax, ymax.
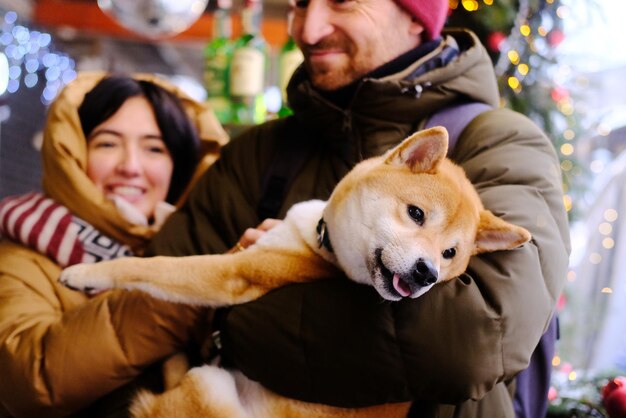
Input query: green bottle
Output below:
<box><xmin>229</xmin><ymin>0</ymin><xmax>267</xmax><ymax>125</ymax></box>
<box><xmin>277</xmin><ymin>8</ymin><xmax>303</xmax><ymax>118</ymax></box>
<box><xmin>203</xmin><ymin>0</ymin><xmax>234</xmax><ymax>124</ymax></box>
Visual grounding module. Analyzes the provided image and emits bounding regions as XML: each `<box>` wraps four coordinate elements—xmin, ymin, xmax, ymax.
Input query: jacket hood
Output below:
<box><xmin>41</xmin><ymin>71</ymin><xmax>228</xmax><ymax>250</ymax></box>
<box><xmin>287</xmin><ymin>29</ymin><xmax>499</xmax><ymax>161</ymax></box>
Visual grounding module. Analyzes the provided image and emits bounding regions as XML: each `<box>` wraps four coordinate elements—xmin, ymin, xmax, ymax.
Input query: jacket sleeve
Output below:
<box><xmin>0</xmin><ymin>251</ymin><xmax>204</xmax><ymax>418</ymax></box>
<box><xmin>146</xmin><ymin>122</ymin><xmax>281</xmax><ymax>258</ymax></box>
<box><xmin>218</xmin><ymin>109</ymin><xmax>571</xmax><ymax>407</ymax></box>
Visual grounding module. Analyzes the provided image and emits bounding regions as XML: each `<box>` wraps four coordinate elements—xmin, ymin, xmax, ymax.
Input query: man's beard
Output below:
<box><xmin>301</xmin><ymin>36</ymin><xmax>369</xmax><ymax>91</ymax></box>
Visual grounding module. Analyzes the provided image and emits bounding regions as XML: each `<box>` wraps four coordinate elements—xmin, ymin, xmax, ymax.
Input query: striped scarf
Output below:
<box><xmin>0</xmin><ymin>192</ymin><xmax>132</xmax><ymax>267</ymax></box>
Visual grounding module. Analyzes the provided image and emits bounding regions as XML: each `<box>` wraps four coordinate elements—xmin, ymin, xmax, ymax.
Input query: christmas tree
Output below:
<box><xmin>448</xmin><ymin>0</ymin><xmax>596</xmax><ymax>221</ymax></box>
<box><xmin>448</xmin><ymin>2</ymin><xmax>622</xmax><ymax>416</ymax></box>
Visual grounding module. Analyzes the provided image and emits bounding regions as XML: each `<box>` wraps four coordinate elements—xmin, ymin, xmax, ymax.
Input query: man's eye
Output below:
<box><xmin>295</xmin><ymin>0</ymin><xmax>308</xmax><ymax>8</ymax></box>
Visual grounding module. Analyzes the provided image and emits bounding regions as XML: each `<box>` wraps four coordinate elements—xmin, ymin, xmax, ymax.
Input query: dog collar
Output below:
<box><xmin>316</xmin><ymin>218</ymin><xmax>334</xmax><ymax>253</ymax></box>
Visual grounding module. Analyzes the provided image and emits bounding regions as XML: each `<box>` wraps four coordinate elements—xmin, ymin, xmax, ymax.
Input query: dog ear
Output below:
<box><xmin>384</xmin><ymin>126</ymin><xmax>449</xmax><ymax>173</ymax></box>
<box><xmin>473</xmin><ymin>210</ymin><xmax>532</xmax><ymax>254</ymax></box>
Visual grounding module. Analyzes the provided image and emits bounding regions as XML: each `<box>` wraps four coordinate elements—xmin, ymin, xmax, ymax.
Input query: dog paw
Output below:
<box><xmin>59</xmin><ymin>264</ymin><xmax>113</xmax><ymax>295</ymax></box>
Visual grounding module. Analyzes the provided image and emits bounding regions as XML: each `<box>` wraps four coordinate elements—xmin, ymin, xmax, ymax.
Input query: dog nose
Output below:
<box><xmin>412</xmin><ymin>259</ymin><xmax>438</xmax><ymax>287</ymax></box>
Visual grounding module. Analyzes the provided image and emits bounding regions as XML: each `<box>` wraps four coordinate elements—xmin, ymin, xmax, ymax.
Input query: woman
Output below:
<box><xmin>0</xmin><ymin>72</ymin><xmax>228</xmax><ymax>418</ymax></box>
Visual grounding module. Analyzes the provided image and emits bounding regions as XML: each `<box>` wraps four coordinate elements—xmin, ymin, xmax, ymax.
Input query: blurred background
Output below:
<box><xmin>0</xmin><ymin>0</ymin><xmax>626</xmax><ymax>415</ymax></box>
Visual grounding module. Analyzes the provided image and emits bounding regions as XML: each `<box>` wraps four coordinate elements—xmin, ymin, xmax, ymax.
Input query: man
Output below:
<box><xmin>149</xmin><ymin>0</ymin><xmax>570</xmax><ymax>416</ymax></box>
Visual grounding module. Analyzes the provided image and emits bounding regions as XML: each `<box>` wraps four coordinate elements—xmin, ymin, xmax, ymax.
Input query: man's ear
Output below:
<box><xmin>409</xmin><ymin>17</ymin><xmax>425</xmax><ymax>38</ymax></box>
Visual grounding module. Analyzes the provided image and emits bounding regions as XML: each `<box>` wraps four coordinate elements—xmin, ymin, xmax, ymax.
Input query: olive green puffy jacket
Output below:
<box><xmin>149</xmin><ymin>30</ymin><xmax>570</xmax><ymax>418</ymax></box>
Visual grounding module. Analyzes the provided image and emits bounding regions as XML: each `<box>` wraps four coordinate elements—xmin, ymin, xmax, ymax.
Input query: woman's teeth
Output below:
<box><xmin>110</xmin><ymin>186</ymin><xmax>143</xmax><ymax>196</ymax></box>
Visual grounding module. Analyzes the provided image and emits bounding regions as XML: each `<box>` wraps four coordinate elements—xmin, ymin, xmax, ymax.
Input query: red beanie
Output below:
<box><xmin>394</xmin><ymin>0</ymin><xmax>449</xmax><ymax>40</ymax></box>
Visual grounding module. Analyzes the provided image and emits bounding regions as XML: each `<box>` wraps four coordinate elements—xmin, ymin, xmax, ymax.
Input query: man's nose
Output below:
<box><xmin>296</xmin><ymin>0</ymin><xmax>334</xmax><ymax>45</ymax></box>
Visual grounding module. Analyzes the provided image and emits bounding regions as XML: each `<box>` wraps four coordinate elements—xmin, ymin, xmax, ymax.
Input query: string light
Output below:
<box><xmin>560</xmin><ymin>143</ymin><xmax>573</xmax><ymax>156</ymax></box>
<box><xmin>602</xmin><ymin>238</ymin><xmax>615</xmax><ymax>249</ymax></box>
<box><xmin>0</xmin><ymin>10</ymin><xmax>76</xmax><ymax>105</ymax></box>
<box><xmin>589</xmin><ymin>253</ymin><xmax>602</xmax><ymax>264</ymax></box>
<box><xmin>598</xmin><ymin>222</ymin><xmax>612</xmax><ymax>235</ymax></box>
<box><xmin>563</xmin><ymin>129</ymin><xmax>575</xmax><ymax>140</ymax></box>
<box><xmin>461</xmin><ymin>0</ymin><xmax>479</xmax><ymax>12</ymax></box>
<box><xmin>507</xmin><ymin>50</ymin><xmax>520</xmax><ymax>64</ymax></box>
<box><xmin>563</xmin><ymin>195</ymin><xmax>572</xmax><ymax>212</ymax></box>
<box><xmin>507</xmin><ymin>76</ymin><xmax>522</xmax><ymax>93</ymax></box>
<box><xmin>589</xmin><ymin>160</ymin><xmax>604</xmax><ymax>174</ymax></box>
<box><xmin>520</xmin><ymin>25</ymin><xmax>531</xmax><ymax>37</ymax></box>
<box><xmin>560</xmin><ymin>160</ymin><xmax>573</xmax><ymax>171</ymax></box>
<box><xmin>604</xmin><ymin>209</ymin><xmax>618</xmax><ymax>222</ymax></box>
<box><xmin>517</xmin><ymin>63</ymin><xmax>529</xmax><ymax>75</ymax></box>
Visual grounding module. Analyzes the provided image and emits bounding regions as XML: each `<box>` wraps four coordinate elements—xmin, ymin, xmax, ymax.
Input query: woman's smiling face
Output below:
<box><xmin>86</xmin><ymin>96</ymin><xmax>173</xmax><ymax>219</ymax></box>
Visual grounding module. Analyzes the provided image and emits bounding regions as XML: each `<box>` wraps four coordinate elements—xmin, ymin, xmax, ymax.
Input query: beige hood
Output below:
<box><xmin>41</xmin><ymin>71</ymin><xmax>228</xmax><ymax>251</ymax></box>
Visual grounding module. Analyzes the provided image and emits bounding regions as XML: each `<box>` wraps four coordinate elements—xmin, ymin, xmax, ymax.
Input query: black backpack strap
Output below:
<box><xmin>256</xmin><ymin>119</ymin><xmax>314</xmax><ymax>220</ymax></box>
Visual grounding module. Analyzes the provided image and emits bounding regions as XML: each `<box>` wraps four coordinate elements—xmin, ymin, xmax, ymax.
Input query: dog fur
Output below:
<box><xmin>60</xmin><ymin>126</ymin><xmax>531</xmax><ymax>418</ymax></box>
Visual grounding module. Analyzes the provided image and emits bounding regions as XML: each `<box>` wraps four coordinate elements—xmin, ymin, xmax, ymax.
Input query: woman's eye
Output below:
<box><xmin>147</xmin><ymin>146</ymin><xmax>166</xmax><ymax>154</ymax></box>
<box><xmin>442</xmin><ymin>248</ymin><xmax>456</xmax><ymax>259</ymax></box>
<box><xmin>144</xmin><ymin>139</ymin><xmax>168</xmax><ymax>155</ymax></box>
<box><xmin>294</xmin><ymin>0</ymin><xmax>308</xmax><ymax>8</ymax></box>
<box><xmin>407</xmin><ymin>205</ymin><xmax>424</xmax><ymax>225</ymax></box>
<box><xmin>90</xmin><ymin>139</ymin><xmax>117</xmax><ymax>149</ymax></box>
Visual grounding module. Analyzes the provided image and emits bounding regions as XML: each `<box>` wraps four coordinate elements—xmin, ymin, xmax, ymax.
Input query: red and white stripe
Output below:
<box><xmin>0</xmin><ymin>193</ymin><xmax>84</xmax><ymax>267</ymax></box>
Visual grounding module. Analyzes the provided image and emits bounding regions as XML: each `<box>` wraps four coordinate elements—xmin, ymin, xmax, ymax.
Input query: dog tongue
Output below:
<box><xmin>393</xmin><ymin>274</ymin><xmax>411</xmax><ymax>297</ymax></box>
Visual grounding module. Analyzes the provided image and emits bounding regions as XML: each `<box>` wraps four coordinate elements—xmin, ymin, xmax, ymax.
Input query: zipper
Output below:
<box><xmin>341</xmin><ymin>110</ymin><xmax>364</xmax><ymax>162</ymax></box>
<box><xmin>400</xmin><ymin>81</ymin><xmax>432</xmax><ymax>98</ymax></box>
<box><xmin>342</xmin><ymin>110</ymin><xmax>352</xmax><ymax>134</ymax></box>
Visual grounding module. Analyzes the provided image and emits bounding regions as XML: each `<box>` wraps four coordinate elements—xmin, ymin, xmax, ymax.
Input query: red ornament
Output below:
<box><xmin>548</xmin><ymin>386</ymin><xmax>558</xmax><ymax>402</ymax></box>
<box><xmin>556</xmin><ymin>292</ymin><xmax>566</xmax><ymax>312</ymax></box>
<box><xmin>605</xmin><ymin>387</ymin><xmax>626</xmax><ymax>418</ymax></box>
<box><xmin>548</xmin><ymin>29</ymin><xmax>565</xmax><ymax>47</ymax></box>
<box><xmin>486</xmin><ymin>32</ymin><xmax>507</xmax><ymax>52</ymax></box>
<box><xmin>550</xmin><ymin>86</ymin><xmax>569</xmax><ymax>103</ymax></box>
<box><xmin>604</xmin><ymin>377</ymin><xmax>626</xmax><ymax>403</ymax></box>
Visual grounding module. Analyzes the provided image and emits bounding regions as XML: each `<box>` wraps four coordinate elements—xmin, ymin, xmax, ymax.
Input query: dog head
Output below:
<box><xmin>323</xmin><ymin>126</ymin><xmax>531</xmax><ymax>301</ymax></box>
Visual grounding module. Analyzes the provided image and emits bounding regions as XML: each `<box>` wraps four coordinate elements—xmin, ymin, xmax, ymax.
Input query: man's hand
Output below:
<box><xmin>228</xmin><ymin>219</ymin><xmax>282</xmax><ymax>253</ymax></box>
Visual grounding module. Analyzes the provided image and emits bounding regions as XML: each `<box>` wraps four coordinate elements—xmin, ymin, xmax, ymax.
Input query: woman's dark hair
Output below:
<box><xmin>78</xmin><ymin>75</ymin><xmax>200</xmax><ymax>204</ymax></box>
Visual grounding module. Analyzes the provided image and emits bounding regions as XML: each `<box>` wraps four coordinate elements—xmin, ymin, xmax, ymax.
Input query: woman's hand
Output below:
<box><xmin>228</xmin><ymin>219</ymin><xmax>282</xmax><ymax>253</ymax></box>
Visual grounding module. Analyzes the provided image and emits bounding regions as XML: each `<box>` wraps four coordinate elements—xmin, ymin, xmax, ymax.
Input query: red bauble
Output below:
<box><xmin>550</xmin><ymin>86</ymin><xmax>569</xmax><ymax>103</ymax></box>
<box><xmin>548</xmin><ymin>29</ymin><xmax>565</xmax><ymax>47</ymax></box>
<box><xmin>486</xmin><ymin>32</ymin><xmax>507</xmax><ymax>52</ymax></box>
<box><xmin>603</xmin><ymin>377</ymin><xmax>626</xmax><ymax>403</ymax></box>
<box><xmin>605</xmin><ymin>387</ymin><xmax>626</xmax><ymax>418</ymax></box>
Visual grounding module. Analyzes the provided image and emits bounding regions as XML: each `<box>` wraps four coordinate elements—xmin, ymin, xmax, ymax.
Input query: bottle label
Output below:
<box><xmin>230</xmin><ymin>47</ymin><xmax>265</xmax><ymax>97</ymax></box>
<box><xmin>279</xmin><ymin>49</ymin><xmax>304</xmax><ymax>100</ymax></box>
<box><xmin>204</xmin><ymin>53</ymin><xmax>229</xmax><ymax>97</ymax></box>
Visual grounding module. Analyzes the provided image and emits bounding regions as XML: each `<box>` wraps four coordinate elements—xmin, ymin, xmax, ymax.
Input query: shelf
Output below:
<box><xmin>33</xmin><ymin>0</ymin><xmax>290</xmax><ymax>46</ymax></box>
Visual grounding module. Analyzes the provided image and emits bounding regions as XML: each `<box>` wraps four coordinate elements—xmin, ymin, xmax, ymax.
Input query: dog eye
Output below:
<box><xmin>407</xmin><ymin>205</ymin><xmax>424</xmax><ymax>225</ymax></box>
<box><xmin>442</xmin><ymin>248</ymin><xmax>456</xmax><ymax>259</ymax></box>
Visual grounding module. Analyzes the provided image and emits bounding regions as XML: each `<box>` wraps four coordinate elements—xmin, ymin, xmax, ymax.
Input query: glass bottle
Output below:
<box><xmin>203</xmin><ymin>0</ymin><xmax>234</xmax><ymax>124</ymax></box>
<box><xmin>229</xmin><ymin>0</ymin><xmax>267</xmax><ymax>125</ymax></box>
<box><xmin>277</xmin><ymin>6</ymin><xmax>303</xmax><ymax>118</ymax></box>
